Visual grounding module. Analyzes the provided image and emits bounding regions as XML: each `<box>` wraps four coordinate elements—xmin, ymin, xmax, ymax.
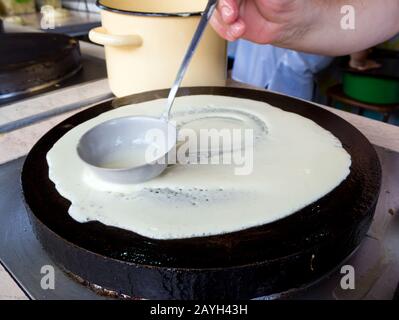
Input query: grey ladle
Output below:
<box><xmin>77</xmin><ymin>0</ymin><xmax>219</xmax><ymax>184</ymax></box>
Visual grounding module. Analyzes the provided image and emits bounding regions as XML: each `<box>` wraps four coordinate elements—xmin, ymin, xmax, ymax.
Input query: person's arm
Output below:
<box><xmin>210</xmin><ymin>0</ymin><xmax>399</xmax><ymax>56</ymax></box>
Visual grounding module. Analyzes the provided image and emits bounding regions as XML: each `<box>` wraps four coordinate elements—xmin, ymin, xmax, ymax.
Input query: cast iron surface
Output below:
<box><xmin>0</xmin><ymin>33</ymin><xmax>82</xmax><ymax>100</ymax></box>
<box><xmin>21</xmin><ymin>87</ymin><xmax>382</xmax><ymax>299</ymax></box>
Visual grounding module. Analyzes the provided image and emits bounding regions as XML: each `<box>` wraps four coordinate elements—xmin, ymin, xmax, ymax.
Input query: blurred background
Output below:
<box><xmin>1</xmin><ymin>0</ymin><xmax>399</xmax><ymax>126</ymax></box>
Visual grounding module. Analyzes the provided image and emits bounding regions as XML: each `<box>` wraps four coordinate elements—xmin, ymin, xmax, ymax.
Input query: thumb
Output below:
<box><xmin>217</xmin><ymin>0</ymin><xmax>241</xmax><ymax>24</ymax></box>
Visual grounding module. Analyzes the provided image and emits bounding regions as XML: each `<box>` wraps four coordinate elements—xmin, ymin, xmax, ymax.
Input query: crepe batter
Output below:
<box><xmin>47</xmin><ymin>95</ymin><xmax>351</xmax><ymax>240</ymax></box>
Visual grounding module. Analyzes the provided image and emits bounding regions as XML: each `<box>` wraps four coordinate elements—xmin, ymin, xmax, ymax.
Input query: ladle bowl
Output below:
<box><xmin>77</xmin><ymin>116</ymin><xmax>177</xmax><ymax>184</ymax></box>
<box><xmin>77</xmin><ymin>0</ymin><xmax>217</xmax><ymax>184</ymax></box>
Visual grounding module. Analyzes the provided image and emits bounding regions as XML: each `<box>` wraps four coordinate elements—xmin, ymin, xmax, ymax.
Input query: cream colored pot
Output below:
<box><xmin>89</xmin><ymin>0</ymin><xmax>227</xmax><ymax>97</ymax></box>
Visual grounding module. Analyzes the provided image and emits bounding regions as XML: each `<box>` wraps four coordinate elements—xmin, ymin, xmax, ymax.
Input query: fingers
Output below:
<box><xmin>210</xmin><ymin>12</ymin><xmax>246</xmax><ymax>41</ymax></box>
<box><xmin>228</xmin><ymin>19</ymin><xmax>246</xmax><ymax>40</ymax></box>
<box><xmin>210</xmin><ymin>0</ymin><xmax>246</xmax><ymax>41</ymax></box>
<box><xmin>210</xmin><ymin>10</ymin><xmax>234</xmax><ymax>41</ymax></box>
<box><xmin>217</xmin><ymin>0</ymin><xmax>239</xmax><ymax>24</ymax></box>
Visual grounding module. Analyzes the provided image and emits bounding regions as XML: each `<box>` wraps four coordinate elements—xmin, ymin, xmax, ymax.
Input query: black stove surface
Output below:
<box><xmin>0</xmin><ymin>157</ymin><xmax>108</xmax><ymax>300</ymax></box>
<box><xmin>0</xmin><ymin>52</ymin><xmax>108</xmax><ymax>108</ymax></box>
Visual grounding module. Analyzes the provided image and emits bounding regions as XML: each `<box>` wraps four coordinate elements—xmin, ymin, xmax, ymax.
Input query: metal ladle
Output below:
<box><xmin>162</xmin><ymin>0</ymin><xmax>218</xmax><ymax>121</ymax></box>
<box><xmin>77</xmin><ymin>0</ymin><xmax>218</xmax><ymax>184</ymax></box>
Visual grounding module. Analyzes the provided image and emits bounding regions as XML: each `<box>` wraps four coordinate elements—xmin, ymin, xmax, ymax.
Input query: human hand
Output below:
<box><xmin>210</xmin><ymin>0</ymin><xmax>317</xmax><ymax>47</ymax></box>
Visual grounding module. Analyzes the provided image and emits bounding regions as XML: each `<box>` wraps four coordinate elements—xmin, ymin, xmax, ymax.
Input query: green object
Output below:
<box><xmin>343</xmin><ymin>72</ymin><xmax>399</xmax><ymax>105</ymax></box>
<box><xmin>0</xmin><ymin>0</ymin><xmax>35</xmax><ymax>15</ymax></box>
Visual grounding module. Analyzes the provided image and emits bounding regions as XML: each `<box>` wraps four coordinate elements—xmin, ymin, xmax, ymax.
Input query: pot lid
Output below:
<box><xmin>97</xmin><ymin>0</ymin><xmax>205</xmax><ymax>17</ymax></box>
<box><xmin>0</xmin><ymin>33</ymin><xmax>82</xmax><ymax>100</ymax></box>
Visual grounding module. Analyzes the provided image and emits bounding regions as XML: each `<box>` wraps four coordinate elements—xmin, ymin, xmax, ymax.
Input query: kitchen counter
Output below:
<box><xmin>0</xmin><ymin>35</ymin><xmax>398</xmax><ymax>299</ymax></box>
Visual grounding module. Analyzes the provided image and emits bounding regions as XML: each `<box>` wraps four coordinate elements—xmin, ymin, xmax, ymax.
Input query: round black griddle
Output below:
<box><xmin>0</xmin><ymin>33</ymin><xmax>81</xmax><ymax>101</ymax></box>
<box><xmin>21</xmin><ymin>87</ymin><xmax>382</xmax><ymax>300</ymax></box>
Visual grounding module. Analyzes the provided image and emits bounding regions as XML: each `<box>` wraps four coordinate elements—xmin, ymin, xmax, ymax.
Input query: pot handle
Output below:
<box><xmin>89</xmin><ymin>27</ymin><xmax>143</xmax><ymax>47</ymax></box>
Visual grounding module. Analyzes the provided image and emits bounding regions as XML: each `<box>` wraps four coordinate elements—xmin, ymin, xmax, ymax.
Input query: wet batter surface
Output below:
<box><xmin>47</xmin><ymin>95</ymin><xmax>351</xmax><ymax>240</ymax></box>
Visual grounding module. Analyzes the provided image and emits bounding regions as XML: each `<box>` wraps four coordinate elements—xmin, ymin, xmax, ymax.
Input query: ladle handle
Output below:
<box><xmin>162</xmin><ymin>0</ymin><xmax>218</xmax><ymax>121</ymax></box>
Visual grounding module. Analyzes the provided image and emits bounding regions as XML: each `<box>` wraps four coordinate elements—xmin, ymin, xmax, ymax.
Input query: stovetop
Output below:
<box><xmin>0</xmin><ymin>53</ymin><xmax>108</xmax><ymax>108</ymax></box>
<box><xmin>0</xmin><ymin>149</ymin><xmax>398</xmax><ymax>300</ymax></box>
<box><xmin>0</xmin><ymin>157</ymin><xmax>107</xmax><ymax>299</ymax></box>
